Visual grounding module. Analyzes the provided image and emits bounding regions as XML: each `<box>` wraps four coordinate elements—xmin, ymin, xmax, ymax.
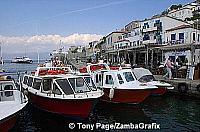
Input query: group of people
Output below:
<box><xmin>163</xmin><ymin>57</ymin><xmax>187</xmax><ymax>79</ymax></box>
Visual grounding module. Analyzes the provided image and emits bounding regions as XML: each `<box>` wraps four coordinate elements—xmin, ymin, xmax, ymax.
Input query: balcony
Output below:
<box><xmin>142</xmin><ymin>26</ymin><xmax>158</xmax><ymax>33</ymax></box>
<box><xmin>168</xmin><ymin>39</ymin><xmax>185</xmax><ymax>45</ymax></box>
<box><xmin>143</xmin><ymin>39</ymin><xmax>157</xmax><ymax>44</ymax></box>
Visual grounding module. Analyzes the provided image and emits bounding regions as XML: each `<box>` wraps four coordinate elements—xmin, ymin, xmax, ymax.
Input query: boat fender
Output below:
<box><xmin>196</xmin><ymin>84</ymin><xmax>200</xmax><ymax>92</ymax></box>
<box><xmin>109</xmin><ymin>88</ymin><xmax>114</xmax><ymax>100</ymax></box>
<box><xmin>178</xmin><ymin>83</ymin><xmax>188</xmax><ymax>93</ymax></box>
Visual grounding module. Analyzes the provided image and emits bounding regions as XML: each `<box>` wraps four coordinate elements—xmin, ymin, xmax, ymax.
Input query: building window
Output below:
<box><xmin>171</xmin><ymin>34</ymin><xmax>176</xmax><ymax>40</ymax></box>
<box><xmin>143</xmin><ymin>34</ymin><xmax>150</xmax><ymax>41</ymax></box>
<box><xmin>179</xmin><ymin>33</ymin><xmax>184</xmax><ymax>40</ymax></box>
<box><xmin>198</xmin><ymin>34</ymin><xmax>200</xmax><ymax>42</ymax></box>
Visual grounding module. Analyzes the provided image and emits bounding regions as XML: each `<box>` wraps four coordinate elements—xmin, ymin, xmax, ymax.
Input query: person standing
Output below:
<box><xmin>163</xmin><ymin>58</ymin><xmax>173</xmax><ymax>79</ymax></box>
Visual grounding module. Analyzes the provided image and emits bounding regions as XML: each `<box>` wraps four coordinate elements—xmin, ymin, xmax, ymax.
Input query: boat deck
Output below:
<box><xmin>154</xmin><ymin>75</ymin><xmax>200</xmax><ymax>98</ymax></box>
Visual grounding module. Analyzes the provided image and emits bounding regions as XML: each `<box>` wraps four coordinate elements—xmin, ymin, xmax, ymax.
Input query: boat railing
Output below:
<box><xmin>43</xmin><ymin>90</ymin><xmax>98</xmax><ymax>99</ymax></box>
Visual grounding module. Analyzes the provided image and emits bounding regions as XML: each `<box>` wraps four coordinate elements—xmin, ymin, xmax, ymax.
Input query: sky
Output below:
<box><xmin>0</xmin><ymin>0</ymin><xmax>193</xmax><ymax>59</ymax></box>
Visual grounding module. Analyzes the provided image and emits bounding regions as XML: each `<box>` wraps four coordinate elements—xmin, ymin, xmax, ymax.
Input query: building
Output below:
<box><xmin>165</xmin><ymin>24</ymin><xmax>200</xmax><ymax>44</ymax></box>
<box><xmin>141</xmin><ymin>15</ymin><xmax>193</xmax><ymax>45</ymax></box>
<box><xmin>85</xmin><ymin>41</ymin><xmax>100</xmax><ymax>62</ymax></box>
<box><xmin>125</xmin><ymin>20</ymin><xmax>140</xmax><ymax>32</ymax></box>
<box><xmin>167</xmin><ymin>1</ymin><xmax>200</xmax><ymax>23</ymax></box>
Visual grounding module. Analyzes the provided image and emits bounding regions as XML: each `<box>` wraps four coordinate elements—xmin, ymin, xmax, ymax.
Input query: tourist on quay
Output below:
<box><xmin>163</xmin><ymin>58</ymin><xmax>173</xmax><ymax>79</ymax></box>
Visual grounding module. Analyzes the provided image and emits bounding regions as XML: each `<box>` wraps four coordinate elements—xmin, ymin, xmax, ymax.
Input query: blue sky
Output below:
<box><xmin>0</xmin><ymin>0</ymin><xmax>194</xmax><ymax>58</ymax></box>
<box><xmin>0</xmin><ymin>0</ymin><xmax>193</xmax><ymax>36</ymax></box>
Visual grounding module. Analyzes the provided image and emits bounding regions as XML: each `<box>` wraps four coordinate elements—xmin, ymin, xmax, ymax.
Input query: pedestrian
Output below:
<box><xmin>163</xmin><ymin>58</ymin><xmax>173</xmax><ymax>79</ymax></box>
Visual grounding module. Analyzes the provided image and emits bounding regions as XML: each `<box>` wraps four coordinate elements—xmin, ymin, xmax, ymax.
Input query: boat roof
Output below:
<box><xmin>26</xmin><ymin>73</ymin><xmax>85</xmax><ymax>79</ymax></box>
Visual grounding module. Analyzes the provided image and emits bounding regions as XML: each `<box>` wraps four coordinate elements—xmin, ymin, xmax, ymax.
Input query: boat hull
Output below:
<box><xmin>11</xmin><ymin>61</ymin><xmax>32</xmax><ymax>64</ymax></box>
<box><xmin>151</xmin><ymin>87</ymin><xmax>167</xmax><ymax>96</ymax></box>
<box><xmin>28</xmin><ymin>92</ymin><xmax>97</xmax><ymax>119</ymax></box>
<box><xmin>0</xmin><ymin>113</ymin><xmax>17</xmax><ymax>132</ymax></box>
<box><xmin>101</xmin><ymin>88</ymin><xmax>152</xmax><ymax>104</ymax></box>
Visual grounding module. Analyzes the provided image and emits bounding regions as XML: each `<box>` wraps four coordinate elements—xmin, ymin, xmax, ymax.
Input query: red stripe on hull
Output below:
<box><xmin>151</xmin><ymin>87</ymin><xmax>167</xmax><ymax>96</ymax></box>
<box><xmin>0</xmin><ymin>114</ymin><xmax>17</xmax><ymax>132</ymax></box>
<box><xmin>29</xmin><ymin>92</ymin><xmax>97</xmax><ymax>119</ymax></box>
<box><xmin>101</xmin><ymin>88</ymin><xmax>151</xmax><ymax>104</ymax></box>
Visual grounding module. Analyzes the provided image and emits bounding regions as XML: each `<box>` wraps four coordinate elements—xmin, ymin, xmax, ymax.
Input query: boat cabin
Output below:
<box><xmin>22</xmin><ymin>74</ymin><xmax>99</xmax><ymax>98</ymax></box>
<box><xmin>0</xmin><ymin>79</ymin><xmax>26</xmax><ymax>103</ymax></box>
<box><xmin>93</xmin><ymin>69</ymin><xmax>138</xmax><ymax>88</ymax></box>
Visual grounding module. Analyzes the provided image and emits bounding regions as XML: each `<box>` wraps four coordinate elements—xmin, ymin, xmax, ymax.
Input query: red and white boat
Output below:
<box><xmin>22</xmin><ymin>66</ymin><xmax>103</xmax><ymax>119</ymax></box>
<box><xmin>80</xmin><ymin>62</ymin><xmax>157</xmax><ymax>104</ymax></box>
<box><xmin>132</xmin><ymin>68</ymin><xmax>174</xmax><ymax>96</ymax></box>
<box><xmin>0</xmin><ymin>73</ymin><xmax>28</xmax><ymax>132</ymax></box>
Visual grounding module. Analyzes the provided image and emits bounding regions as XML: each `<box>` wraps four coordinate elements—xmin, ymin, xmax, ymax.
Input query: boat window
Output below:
<box><xmin>117</xmin><ymin>74</ymin><xmax>124</xmax><ymax>84</ymax></box>
<box><xmin>52</xmin><ymin>83</ymin><xmax>62</xmax><ymax>95</ymax></box>
<box><xmin>56</xmin><ymin>79</ymin><xmax>74</xmax><ymax>95</ymax></box>
<box><xmin>27</xmin><ymin>77</ymin><xmax>33</xmax><ymax>87</ymax></box>
<box><xmin>123</xmin><ymin>72</ymin><xmax>134</xmax><ymax>82</ymax></box>
<box><xmin>43</xmin><ymin>79</ymin><xmax>52</xmax><ymax>91</ymax></box>
<box><xmin>68</xmin><ymin>78</ymin><xmax>75</xmax><ymax>89</ymax></box>
<box><xmin>4</xmin><ymin>85</ymin><xmax>13</xmax><ymax>97</ymax></box>
<box><xmin>99</xmin><ymin>74</ymin><xmax>102</xmax><ymax>82</ymax></box>
<box><xmin>23</xmin><ymin>76</ymin><xmax>28</xmax><ymax>84</ymax></box>
<box><xmin>75</xmin><ymin>77</ymin><xmax>90</xmax><ymax>93</ymax></box>
<box><xmin>106</xmin><ymin>75</ymin><xmax>114</xmax><ymax>85</ymax></box>
<box><xmin>139</xmin><ymin>75</ymin><xmax>156</xmax><ymax>82</ymax></box>
<box><xmin>68</xmin><ymin>78</ymin><xmax>90</xmax><ymax>93</ymax></box>
<box><xmin>96</xmin><ymin>74</ymin><xmax>99</xmax><ymax>83</ymax></box>
<box><xmin>84</xmin><ymin>77</ymin><xmax>96</xmax><ymax>90</ymax></box>
<box><xmin>32</xmin><ymin>78</ymin><xmax>42</xmax><ymax>90</ymax></box>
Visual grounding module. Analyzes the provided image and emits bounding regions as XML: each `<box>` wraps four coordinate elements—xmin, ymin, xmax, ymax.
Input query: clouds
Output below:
<box><xmin>0</xmin><ymin>33</ymin><xmax>102</xmax><ymax>54</ymax></box>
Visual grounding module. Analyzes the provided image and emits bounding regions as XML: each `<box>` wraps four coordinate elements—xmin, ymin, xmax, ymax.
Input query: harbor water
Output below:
<box><xmin>1</xmin><ymin>61</ymin><xmax>200</xmax><ymax>132</ymax></box>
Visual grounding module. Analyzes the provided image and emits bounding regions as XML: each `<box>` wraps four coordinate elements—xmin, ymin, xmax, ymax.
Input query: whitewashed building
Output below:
<box><xmin>167</xmin><ymin>2</ymin><xmax>200</xmax><ymax>23</ymax></box>
<box><xmin>165</xmin><ymin>24</ymin><xmax>200</xmax><ymax>44</ymax></box>
<box><xmin>141</xmin><ymin>15</ymin><xmax>192</xmax><ymax>45</ymax></box>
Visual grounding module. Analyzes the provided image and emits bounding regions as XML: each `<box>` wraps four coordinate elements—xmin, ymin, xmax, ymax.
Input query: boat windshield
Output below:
<box><xmin>68</xmin><ymin>77</ymin><xmax>90</xmax><ymax>93</ymax></box>
<box><xmin>138</xmin><ymin>75</ymin><xmax>156</xmax><ymax>82</ymax></box>
<box><xmin>55</xmin><ymin>79</ymin><xmax>74</xmax><ymax>95</ymax></box>
<box><xmin>84</xmin><ymin>77</ymin><xmax>97</xmax><ymax>91</ymax></box>
<box><xmin>123</xmin><ymin>72</ymin><xmax>135</xmax><ymax>82</ymax></box>
<box><xmin>0</xmin><ymin>82</ymin><xmax>15</xmax><ymax>101</ymax></box>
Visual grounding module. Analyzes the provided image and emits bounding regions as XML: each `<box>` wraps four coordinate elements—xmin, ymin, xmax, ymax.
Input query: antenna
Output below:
<box><xmin>0</xmin><ymin>41</ymin><xmax>3</xmax><ymax>66</ymax></box>
<box><xmin>37</xmin><ymin>50</ymin><xmax>40</xmax><ymax>64</ymax></box>
<box><xmin>24</xmin><ymin>43</ymin><xmax>27</xmax><ymax>57</ymax></box>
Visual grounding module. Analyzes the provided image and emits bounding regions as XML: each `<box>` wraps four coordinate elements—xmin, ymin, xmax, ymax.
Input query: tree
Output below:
<box><xmin>170</xmin><ymin>5</ymin><xmax>178</xmax><ymax>10</ymax></box>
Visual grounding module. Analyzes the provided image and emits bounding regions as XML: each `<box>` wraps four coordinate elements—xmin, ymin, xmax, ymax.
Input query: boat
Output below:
<box><xmin>132</xmin><ymin>67</ymin><xmax>174</xmax><ymax>95</ymax></box>
<box><xmin>79</xmin><ymin>62</ymin><xmax>158</xmax><ymax>104</ymax></box>
<box><xmin>22</xmin><ymin>66</ymin><xmax>103</xmax><ymax>119</ymax></box>
<box><xmin>0</xmin><ymin>72</ymin><xmax>28</xmax><ymax>131</ymax></box>
<box><xmin>11</xmin><ymin>56</ymin><xmax>33</xmax><ymax>64</ymax></box>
